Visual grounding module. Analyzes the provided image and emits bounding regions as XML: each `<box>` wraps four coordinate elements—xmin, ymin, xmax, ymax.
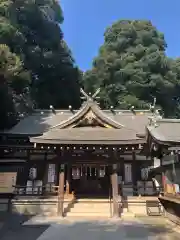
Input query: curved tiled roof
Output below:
<box><xmin>147</xmin><ymin>119</ymin><xmax>180</xmax><ymax>144</ymax></box>
<box><xmin>4</xmin><ymin>100</ymin><xmax>153</xmax><ymax>139</ymax></box>
<box><xmin>30</xmin><ymin>127</ymin><xmax>145</xmax><ymax>145</ymax></box>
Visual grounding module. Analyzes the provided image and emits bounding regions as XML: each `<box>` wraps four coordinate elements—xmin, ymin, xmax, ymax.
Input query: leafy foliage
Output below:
<box><xmin>0</xmin><ymin>44</ymin><xmax>31</xmax><ymax>129</ymax></box>
<box><xmin>0</xmin><ymin>0</ymin><xmax>81</xmax><ymax>129</ymax></box>
<box><xmin>83</xmin><ymin>20</ymin><xmax>180</xmax><ymax>117</ymax></box>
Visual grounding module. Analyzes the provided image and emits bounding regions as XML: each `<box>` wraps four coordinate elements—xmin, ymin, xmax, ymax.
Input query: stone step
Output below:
<box><xmin>122</xmin><ymin>208</ymin><xmax>128</xmax><ymax>213</ymax></box>
<box><xmin>76</xmin><ymin>199</ymin><xmax>110</xmax><ymax>203</ymax></box>
<box><xmin>71</xmin><ymin>203</ymin><xmax>110</xmax><ymax>208</ymax></box>
<box><xmin>66</xmin><ymin>212</ymin><xmax>111</xmax><ymax>217</ymax></box>
<box><xmin>121</xmin><ymin>211</ymin><xmax>135</xmax><ymax>218</ymax></box>
<box><xmin>70</xmin><ymin>207</ymin><xmax>110</xmax><ymax>213</ymax></box>
<box><xmin>65</xmin><ymin>200</ymin><xmax>112</xmax><ymax>217</ymax></box>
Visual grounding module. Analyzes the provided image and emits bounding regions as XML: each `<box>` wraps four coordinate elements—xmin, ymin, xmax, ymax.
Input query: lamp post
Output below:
<box><xmin>141</xmin><ymin>168</ymin><xmax>148</xmax><ymax>195</ymax></box>
<box><xmin>29</xmin><ymin>167</ymin><xmax>37</xmax><ymax>194</ymax></box>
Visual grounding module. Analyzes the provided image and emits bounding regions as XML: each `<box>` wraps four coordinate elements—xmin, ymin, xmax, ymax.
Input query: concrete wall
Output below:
<box><xmin>0</xmin><ymin>196</ymin><xmax>165</xmax><ymax>218</ymax></box>
<box><xmin>11</xmin><ymin>198</ymin><xmax>71</xmax><ymax>216</ymax></box>
<box><xmin>123</xmin><ymin>196</ymin><xmax>164</xmax><ymax>216</ymax></box>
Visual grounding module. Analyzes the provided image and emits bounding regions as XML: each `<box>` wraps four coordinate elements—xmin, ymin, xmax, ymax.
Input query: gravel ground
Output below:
<box><xmin>0</xmin><ymin>215</ymin><xmax>180</xmax><ymax>240</ymax></box>
<box><xmin>0</xmin><ymin>213</ymin><xmax>49</xmax><ymax>240</ymax></box>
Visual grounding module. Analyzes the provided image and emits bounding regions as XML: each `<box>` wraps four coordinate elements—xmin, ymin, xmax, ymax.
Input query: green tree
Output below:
<box><xmin>0</xmin><ymin>0</ymin><xmax>81</xmax><ymax>111</ymax></box>
<box><xmin>83</xmin><ymin>20</ymin><xmax>179</xmax><ymax>117</ymax></box>
<box><xmin>0</xmin><ymin>44</ymin><xmax>31</xmax><ymax>129</ymax></box>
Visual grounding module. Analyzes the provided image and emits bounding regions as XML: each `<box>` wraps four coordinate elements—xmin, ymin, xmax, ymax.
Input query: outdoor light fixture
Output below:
<box><xmin>29</xmin><ymin>167</ymin><xmax>37</xmax><ymax>181</ymax></box>
<box><xmin>99</xmin><ymin>166</ymin><xmax>106</xmax><ymax>178</ymax></box>
<box><xmin>68</xmin><ymin>105</ymin><xmax>74</xmax><ymax>113</ymax></box>
<box><xmin>141</xmin><ymin>168</ymin><xmax>149</xmax><ymax>181</ymax></box>
<box><xmin>130</xmin><ymin>106</ymin><xmax>136</xmax><ymax>115</ymax></box>
<box><xmin>110</xmin><ymin>105</ymin><xmax>115</xmax><ymax>114</ymax></box>
<box><xmin>49</xmin><ymin>105</ymin><xmax>56</xmax><ymax>114</ymax></box>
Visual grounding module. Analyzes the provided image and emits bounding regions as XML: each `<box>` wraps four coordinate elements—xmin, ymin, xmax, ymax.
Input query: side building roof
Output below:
<box><xmin>147</xmin><ymin>119</ymin><xmax>180</xmax><ymax>145</ymax></box>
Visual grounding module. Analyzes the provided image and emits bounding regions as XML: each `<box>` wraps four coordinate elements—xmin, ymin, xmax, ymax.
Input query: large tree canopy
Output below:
<box><xmin>83</xmin><ymin>20</ymin><xmax>180</xmax><ymax>117</ymax></box>
<box><xmin>0</xmin><ymin>0</ymin><xmax>81</xmax><ymax>129</ymax></box>
<box><xmin>0</xmin><ymin>44</ymin><xmax>31</xmax><ymax>129</ymax></box>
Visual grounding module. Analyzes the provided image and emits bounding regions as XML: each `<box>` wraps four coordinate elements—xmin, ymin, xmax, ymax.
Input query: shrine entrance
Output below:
<box><xmin>71</xmin><ymin>164</ymin><xmax>111</xmax><ymax>198</ymax></box>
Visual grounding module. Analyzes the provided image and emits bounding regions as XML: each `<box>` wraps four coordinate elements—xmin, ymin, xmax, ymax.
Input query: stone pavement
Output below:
<box><xmin>1</xmin><ymin>215</ymin><xmax>180</xmax><ymax>240</ymax></box>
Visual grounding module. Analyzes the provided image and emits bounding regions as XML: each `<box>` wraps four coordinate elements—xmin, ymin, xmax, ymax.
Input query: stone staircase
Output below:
<box><xmin>65</xmin><ymin>199</ymin><xmax>112</xmax><ymax>218</ymax></box>
<box><xmin>121</xmin><ymin>207</ymin><xmax>135</xmax><ymax>218</ymax></box>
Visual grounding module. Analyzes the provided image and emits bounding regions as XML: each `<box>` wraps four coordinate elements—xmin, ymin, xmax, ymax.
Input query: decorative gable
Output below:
<box><xmin>49</xmin><ymin>89</ymin><xmax>123</xmax><ymax>130</ymax></box>
<box><xmin>73</xmin><ymin>110</ymin><xmax>106</xmax><ymax>128</ymax></box>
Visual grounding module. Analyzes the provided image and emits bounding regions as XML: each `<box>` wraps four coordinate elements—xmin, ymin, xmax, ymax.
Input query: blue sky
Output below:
<box><xmin>61</xmin><ymin>0</ymin><xmax>180</xmax><ymax>71</ymax></box>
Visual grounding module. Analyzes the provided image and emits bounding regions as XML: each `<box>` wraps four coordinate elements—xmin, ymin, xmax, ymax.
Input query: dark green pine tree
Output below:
<box><xmin>0</xmin><ymin>0</ymin><xmax>81</xmax><ymax>110</ymax></box>
<box><xmin>83</xmin><ymin>20</ymin><xmax>180</xmax><ymax>117</ymax></box>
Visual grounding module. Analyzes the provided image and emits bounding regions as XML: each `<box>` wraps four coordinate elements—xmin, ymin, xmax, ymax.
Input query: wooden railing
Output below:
<box><xmin>12</xmin><ymin>184</ymin><xmax>164</xmax><ymax>198</ymax></box>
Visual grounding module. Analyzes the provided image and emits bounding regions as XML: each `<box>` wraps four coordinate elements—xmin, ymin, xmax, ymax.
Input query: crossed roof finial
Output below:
<box><xmin>80</xmin><ymin>88</ymin><xmax>100</xmax><ymax>102</ymax></box>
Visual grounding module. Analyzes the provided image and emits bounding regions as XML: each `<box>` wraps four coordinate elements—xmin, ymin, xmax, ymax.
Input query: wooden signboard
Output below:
<box><xmin>0</xmin><ymin>172</ymin><xmax>17</xmax><ymax>193</ymax></box>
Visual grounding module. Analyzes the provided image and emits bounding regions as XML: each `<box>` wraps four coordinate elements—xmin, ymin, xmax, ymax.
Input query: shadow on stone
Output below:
<box><xmin>0</xmin><ymin>210</ymin><xmax>49</xmax><ymax>240</ymax></box>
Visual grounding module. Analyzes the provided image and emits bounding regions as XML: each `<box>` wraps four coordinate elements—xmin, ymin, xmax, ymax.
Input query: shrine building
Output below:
<box><xmin>0</xmin><ymin>89</ymin><xmax>174</xmax><ymax>217</ymax></box>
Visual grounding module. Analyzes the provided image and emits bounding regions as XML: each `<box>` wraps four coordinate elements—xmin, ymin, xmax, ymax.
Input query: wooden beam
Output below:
<box><xmin>57</xmin><ymin>164</ymin><xmax>65</xmax><ymax>217</ymax></box>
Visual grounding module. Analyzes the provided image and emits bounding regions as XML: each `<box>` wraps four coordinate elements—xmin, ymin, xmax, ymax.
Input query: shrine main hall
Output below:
<box><xmin>1</xmin><ymin>89</ymin><xmax>178</xmax><ymax>217</ymax></box>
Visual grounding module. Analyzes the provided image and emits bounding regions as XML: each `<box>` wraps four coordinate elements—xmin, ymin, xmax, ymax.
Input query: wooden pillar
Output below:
<box><xmin>57</xmin><ymin>164</ymin><xmax>65</xmax><ymax>217</ymax></box>
<box><xmin>65</xmin><ymin>164</ymin><xmax>71</xmax><ymax>195</ymax></box>
<box><xmin>111</xmin><ymin>163</ymin><xmax>120</xmax><ymax>217</ymax></box>
<box><xmin>132</xmin><ymin>151</ymin><xmax>136</xmax><ymax>196</ymax></box>
<box><xmin>160</xmin><ymin>157</ymin><xmax>166</xmax><ymax>194</ymax></box>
